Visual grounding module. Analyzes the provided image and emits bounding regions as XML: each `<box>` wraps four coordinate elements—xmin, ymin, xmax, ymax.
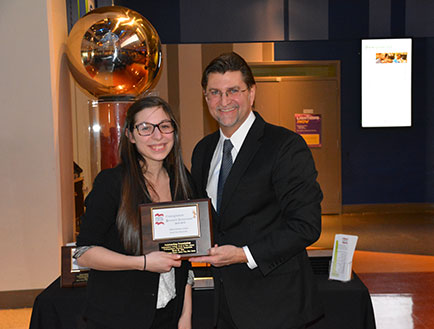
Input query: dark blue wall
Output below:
<box><xmin>329</xmin><ymin>0</ymin><xmax>369</xmax><ymax>39</ymax></box>
<box><xmin>114</xmin><ymin>0</ymin><xmax>181</xmax><ymax>43</ymax></box>
<box><xmin>272</xmin><ymin>1</ymin><xmax>434</xmax><ymax>204</ymax></box>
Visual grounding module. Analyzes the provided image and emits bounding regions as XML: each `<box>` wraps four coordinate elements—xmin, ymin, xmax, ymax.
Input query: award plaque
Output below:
<box><xmin>61</xmin><ymin>246</ymin><xmax>89</xmax><ymax>288</ymax></box>
<box><xmin>140</xmin><ymin>198</ymin><xmax>213</xmax><ymax>259</ymax></box>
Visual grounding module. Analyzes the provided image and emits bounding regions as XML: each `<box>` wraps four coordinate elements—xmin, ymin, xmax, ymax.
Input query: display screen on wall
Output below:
<box><xmin>361</xmin><ymin>38</ymin><xmax>412</xmax><ymax>127</ymax></box>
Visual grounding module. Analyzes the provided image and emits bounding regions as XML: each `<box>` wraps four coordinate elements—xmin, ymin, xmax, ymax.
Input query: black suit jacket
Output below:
<box><xmin>77</xmin><ymin>165</ymin><xmax>190</xmax><ymax>329</ymax></box>
<box><xmin>191</xmin><ymin>112</ymin><xmax>323</xmax><ymax>329</ymax></box>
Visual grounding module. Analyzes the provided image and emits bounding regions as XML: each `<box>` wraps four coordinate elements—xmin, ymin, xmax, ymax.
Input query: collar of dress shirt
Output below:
<box><xmin>218</xmin><ymin>111</ymin><xmax>256</xmax><ymax>159</ymax></box>
<box><xmin>206</xmin><ymin>111</ymin><xmax>256</xmax><ymax>208</ymax></box>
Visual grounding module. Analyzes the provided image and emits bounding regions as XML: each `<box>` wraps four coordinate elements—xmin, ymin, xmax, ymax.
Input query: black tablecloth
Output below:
<box><xmin>30</xmin><ymin>273</ymin><xmax>375</xmax><ymax>329</ymax></box>
<box><xmin>309</xmin><ymin>274</ymin><xmax>376</xmax><ymax>329</ymax></box>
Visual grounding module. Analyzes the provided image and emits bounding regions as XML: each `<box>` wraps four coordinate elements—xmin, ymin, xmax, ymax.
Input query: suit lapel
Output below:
<box><xmin>219</xmin><ymin>113</ymin><xmax>266</xmax><ymax>218</ymax></box>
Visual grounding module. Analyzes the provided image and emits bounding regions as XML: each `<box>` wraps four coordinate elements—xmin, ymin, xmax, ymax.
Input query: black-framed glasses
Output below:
<box><xmin>134</xmin><ymin>120</ymin><xmax>175</xmax><ymax>136</ymax></box>
<box><xmin>205</xmin><ymin>87</ymin><xmax>248</xmax><ymax>101</ymax></box>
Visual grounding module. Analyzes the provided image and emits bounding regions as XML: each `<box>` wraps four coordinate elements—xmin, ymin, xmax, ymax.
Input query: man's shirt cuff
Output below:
<box><xmin>243</xmin><ymin>246</ymin><xmax>258</xmax><ymax>269</ymax></box>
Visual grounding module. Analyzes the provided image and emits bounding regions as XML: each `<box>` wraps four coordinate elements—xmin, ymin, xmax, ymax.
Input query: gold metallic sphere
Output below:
<box><xmin>66</xmin><ymin>6</ymin><xmax>162</xmax><ymax>98</ymax></box>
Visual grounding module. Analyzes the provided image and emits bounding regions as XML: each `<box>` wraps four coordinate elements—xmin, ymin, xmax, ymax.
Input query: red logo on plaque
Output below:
<box><xmin>155</xmin><ymin>213</ymin><xmax>165</xmax><ymax>225</ymax></box>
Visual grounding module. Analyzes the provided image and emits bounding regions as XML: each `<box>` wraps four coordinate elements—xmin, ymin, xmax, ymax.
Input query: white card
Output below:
<box><xmin>151</xmin><ymin>205</ymin><xmax>200</xmax><ymax>240</ymax></box>
<box><xmin>329</xmin><ymin>234</ymin><xmax>358</xmax><ymax>282</ymax></box>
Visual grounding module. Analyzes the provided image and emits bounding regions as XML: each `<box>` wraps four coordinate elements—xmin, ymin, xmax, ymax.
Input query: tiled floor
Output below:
<box><xmin>355</xmin><ymin>252</ymin><xmax>434</xmax><ymax>329</ymax></box>
<box><xmin>362</xmin><ymin>272</ymin><xmax>434</xmax><ymax>329</ymax></box>
<box><xmin>1</xmin><ymin>211</ymin><xmax>434</xmax><ymax>329</ymax></box>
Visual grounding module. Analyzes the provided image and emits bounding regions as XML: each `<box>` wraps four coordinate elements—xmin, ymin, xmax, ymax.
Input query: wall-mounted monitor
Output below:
<box><xmin>361</xmin><ymin>38</ymin><xmax>412</xmax><ymax>128</ymax></box>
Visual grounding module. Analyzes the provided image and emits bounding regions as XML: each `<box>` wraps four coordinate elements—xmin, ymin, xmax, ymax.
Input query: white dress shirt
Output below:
<box><xmin>206</xmin><ymin>111</ymin><xmax>258</xmax><ymax>269</ymax></box>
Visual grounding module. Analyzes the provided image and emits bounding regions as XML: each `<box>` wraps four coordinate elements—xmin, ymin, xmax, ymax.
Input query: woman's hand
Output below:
<box><xmin>145</xmin><ymin>251</ymin><xmax>182</xmax><ymax>273</ymax></box>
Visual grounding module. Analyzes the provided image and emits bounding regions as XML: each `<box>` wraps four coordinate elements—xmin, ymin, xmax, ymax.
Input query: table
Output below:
<box><xmin>309</xmin><ymin>273</ymin><xmax>376</xmax><ymax>329</ymax></box>
<box><xmin>30</xmin><ymin>273</ymin><xmax>375</xmax><ymax>329</ymax></box>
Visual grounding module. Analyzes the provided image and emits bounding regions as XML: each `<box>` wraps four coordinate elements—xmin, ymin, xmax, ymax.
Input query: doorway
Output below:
<box><xmin>250</xmin><ymin>61</ymin><xmax>341</xmax><ymax>214</ymax></box>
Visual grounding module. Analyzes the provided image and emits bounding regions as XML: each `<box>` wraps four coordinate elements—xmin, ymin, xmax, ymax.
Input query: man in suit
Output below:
<box><xmin>190</xmin><ymin>52</ymin><xmax>323</xmax><ymax>329</ymax></box>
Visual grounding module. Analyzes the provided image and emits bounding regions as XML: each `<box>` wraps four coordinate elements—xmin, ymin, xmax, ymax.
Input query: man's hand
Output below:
<box><xmin>189</xmin><ymin>244</ymin><xmax>247</xmax><ymax>267</ymax></box>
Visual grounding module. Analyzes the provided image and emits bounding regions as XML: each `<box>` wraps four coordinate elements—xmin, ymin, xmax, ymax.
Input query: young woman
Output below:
<box><xmin>75</xmin><ymin>96</ymin><xmax>195</xmax><ymax>329</ymax></box>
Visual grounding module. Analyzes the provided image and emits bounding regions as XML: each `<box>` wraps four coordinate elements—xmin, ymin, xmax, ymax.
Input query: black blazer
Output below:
<box><xmin>191</xmin><ymin>112</ymin><xmax>323</xmax><ymax>329</ymax></box>
<box><xmin>77</xmin><ymin>165</ymin><xmax>190</xmax><ymax>329</ymax></box>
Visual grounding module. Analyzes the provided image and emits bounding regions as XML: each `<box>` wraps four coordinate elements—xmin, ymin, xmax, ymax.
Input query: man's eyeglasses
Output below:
<box><xmin>134</xmin><ymin>120</ymin><xmax>175</xmax><ymax>136</ymax></box>
<box><xmin>205</xmin><ymin>87</ymin><xmax>248</xmax><ymax>101</ymax></box>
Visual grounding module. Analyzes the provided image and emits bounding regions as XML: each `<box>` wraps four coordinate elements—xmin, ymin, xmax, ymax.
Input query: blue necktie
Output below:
<box><xmin>217</xmin><ymin>139</ymin><xmax>233</xmax><ymax>213</ymax></box>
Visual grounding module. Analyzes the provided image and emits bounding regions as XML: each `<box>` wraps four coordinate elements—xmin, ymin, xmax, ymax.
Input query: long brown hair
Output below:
<box><xmin>116</xmin><ymin>96</ymin><xmax>193</xmax><ymax>255</ymax></box>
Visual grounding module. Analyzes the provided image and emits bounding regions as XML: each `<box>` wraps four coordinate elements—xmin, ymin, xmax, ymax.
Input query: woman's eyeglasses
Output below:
<box><xmin>134</xmin><ymin>120</ymin><xmax>175</xmax><ymax>136</ymax></box>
